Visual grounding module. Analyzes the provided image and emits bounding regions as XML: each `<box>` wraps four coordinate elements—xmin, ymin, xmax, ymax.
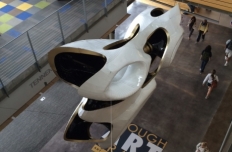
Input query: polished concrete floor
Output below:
<box><xmin>0</xmin><ymin>1</ymin><xmax>232</xmax><ymax>152</ymax></box>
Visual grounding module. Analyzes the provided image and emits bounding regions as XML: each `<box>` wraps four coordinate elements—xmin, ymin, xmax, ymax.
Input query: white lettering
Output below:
<box><xmin>114</xmin><ymin>138</ymin><xmax>119</xmax><ymax>146</ymax></box>
<box><xmin>121</xmin><ymin>133</ymin><xmax>143</xmax><ymax>152</ymax></box>
<box><xmin>147</xmin><ymin>142</ymin><xmax>162</xmax><ymax>152</ymax></box>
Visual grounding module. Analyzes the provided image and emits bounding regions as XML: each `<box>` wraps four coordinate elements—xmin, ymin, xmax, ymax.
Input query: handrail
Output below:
<box><xmin>0</xmin><ymin>0</ymin><xmax>121</xmax><ymax>96</ymax></box>
<box><xmin>219</xmin><ymin>120</ymin><xmax>232</xmax><ymax>152</ymax></box>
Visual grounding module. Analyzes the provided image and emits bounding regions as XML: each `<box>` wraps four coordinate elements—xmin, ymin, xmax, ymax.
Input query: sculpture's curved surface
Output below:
<box><xmin>48</xmin><ymin>5</ymin><xmax>183</xmax><ymax>149</ymax></box>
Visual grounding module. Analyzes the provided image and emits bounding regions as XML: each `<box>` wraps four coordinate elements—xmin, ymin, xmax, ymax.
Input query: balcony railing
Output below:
<box><xmin>0</xmin><ymin>0</ymin><xmax>123</xmax><ymax>95</ymax></box>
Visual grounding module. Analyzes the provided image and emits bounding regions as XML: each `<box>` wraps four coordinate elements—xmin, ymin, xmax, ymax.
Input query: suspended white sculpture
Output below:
<box><xmin>48</xmin><ymin>5</ymin><xmax>183</xmax><ymax>149</ymax></box>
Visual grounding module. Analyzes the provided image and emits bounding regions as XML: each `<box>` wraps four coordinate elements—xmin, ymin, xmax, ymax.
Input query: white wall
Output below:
<box><xmin>0</xmin><ymin>2</ymin><xmax>127</xmax><ymax>125</ymax></box>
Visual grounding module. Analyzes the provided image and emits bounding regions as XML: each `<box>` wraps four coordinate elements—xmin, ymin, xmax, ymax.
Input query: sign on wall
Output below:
<box><xmin>0</xmin><ymin>64</ymin><xmax>56</xmax><ymax>125</ymax></box>
<box><xmin>29</xmin><ymin>69</ymin><xmax>53</xmax><ymax>88</ymax></box>
<box><xmin>92</xmin><ymin>124</ymin><xmax>167</xmax><ymax>152</ymax></box>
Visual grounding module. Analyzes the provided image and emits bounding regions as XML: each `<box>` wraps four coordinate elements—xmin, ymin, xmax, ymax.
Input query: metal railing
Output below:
<box><xmin>0</xmin><ymin>0</ymin><xmax>123</xmax><ymax>95</ymax></box>
<box><xmin>219</xmin><ymin>120</ymin><xmax>232</xmax><ymax>152</ymax></box>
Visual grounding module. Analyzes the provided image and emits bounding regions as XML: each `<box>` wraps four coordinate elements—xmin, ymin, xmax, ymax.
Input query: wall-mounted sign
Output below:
<box><xmin>29</xmin><ymin>69</ymin><xmax>53</xmax><ymax>88</ymax></box>
<box><xmin>92</xmin><ymin>124</ymin><xmax>167</xmax><ymax>152</ymax></box>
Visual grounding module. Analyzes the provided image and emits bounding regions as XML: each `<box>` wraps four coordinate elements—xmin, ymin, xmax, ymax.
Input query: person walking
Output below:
<box><xmin>196</xmin><ymin>19</ymin><xmax>209</xmax><ymax>43</ymax></box>
<box><xmin>187</xmin><ymin>3</ymin><xmax>196</xmax><ymax>13</ymax></box>
<box><xmin>202</xmin><ymin>69</ymin><xmax>219</xmax><ymax>99</ymax></box>
<box><xmin>224</xmin><ymin>39</ymin><xmax>232</xmax><ymax>66</ymax></box>
<box><xmin>187</xmin><ymin>16</ymin><xmax>196</xmax><ymax>39</ymax></box>
<box><xmin>200</xmin><ymin>45</ymin><xmax>212</xmax><ymax>74</ymax></box>
<box><xmin>195</xmin><ymin>142</ymin><xmax>210</xmax><ymax>152</ymax></box>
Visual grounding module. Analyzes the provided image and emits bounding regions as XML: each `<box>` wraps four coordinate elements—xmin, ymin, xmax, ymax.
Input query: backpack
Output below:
<box><xmin>226</xmin><ymin>40</ymin><xmax>232</xmax><ymax>50</ymax></box>
<box><xmin>211</xmin><ymin>80</ymin><xmax>217</xmax><ymax>88</ymax></box>
<box><xmin>201</xmin><ymin>51</ymin><xmax>210</xmax><ymax>60</ymax></box>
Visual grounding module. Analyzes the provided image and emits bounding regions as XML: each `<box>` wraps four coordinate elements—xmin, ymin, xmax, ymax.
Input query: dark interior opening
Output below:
<box><xmin>84</xmin><ymin>99</ymin><xmax>123</xmax><ymax>111</ymax></box>
<box><xmin>142</xmin><ymin>28</ymin><xmax>168</xmax><ymax>87</ymax></box>
<box><xmin>55</xmin><ymin>52</ymin><xmax>106</xmax><ymax>87</ymax></box>
<box><xmin>145</xmin><ymin>28</ymin><xmax>167</xmax><ymax>62</ymax></box>
<box><xmin>65</xmin><ymin>114</ymin><xmax>111</xmax><ymax>140</ymax></box>
<box><xmin>65</xmin><ymin>115</ymin><xmax>92</xmax><ymax>140</ymax></box>
<box><xmin>150</xmin><ymin>8</ymin><xmax>164</xmax><ymax>17</ymax></box>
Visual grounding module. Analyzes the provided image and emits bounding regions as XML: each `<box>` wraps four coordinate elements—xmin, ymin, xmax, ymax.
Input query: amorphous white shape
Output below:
<box><xmin>78</xmin><ymin>5</ymin><xmax>183</xmax><ymax>148</ymax></box>
<box><xmin>63</xmin><ymin>39</ymin><xmax>150</xmax><ymax>101</ymax></box>
<box><xmin>49</xmin><ymin>4</ymin><xmax>183</xmax><ymax>149</ymax></box>
<box><xmin>60</xmin><ymin>5</ymin><xmax>183</xmax><ymax>102</ymax></box>
<box><xmin>125</xmin><ymin>5</ymin><xmax>183</xmax><ymax>71</ymax></box>
<box><xmin>40</xmin><ymin>97</ymin><xmax>46</xmax><ymax>101</ymax></box>
<box><xmin>77</xmin><ymin>79</ymin><xmax>157</xmax><ymax>148</ymax></box>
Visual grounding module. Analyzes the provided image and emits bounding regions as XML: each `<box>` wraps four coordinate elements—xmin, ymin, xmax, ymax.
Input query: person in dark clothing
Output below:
<box><xmin>188</xmin><ymin>16</ymin><xmax>196</xmax><ymax>39</ymax></box>
<box><xmin>200</xmin><ymin>45</ymin><xmax>212</xmax><ymax>74</ymax></box>
<box><xmin>187</xmin><ymin>3</ymin><xmax>196</xmax><ymax>13</ymax></box>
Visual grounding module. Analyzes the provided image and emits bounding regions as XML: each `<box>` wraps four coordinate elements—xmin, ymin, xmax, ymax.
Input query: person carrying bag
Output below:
<box><xmin>202</xmin><ymin>69</ymin><xmax>219</xmax><ymax>99</ymax></box>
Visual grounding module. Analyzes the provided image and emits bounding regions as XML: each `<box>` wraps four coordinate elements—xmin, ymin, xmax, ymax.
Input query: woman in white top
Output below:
<box><xmin>225</xmin><ymin>39</ymin><xmax>232</xmax><ymax>66</ymax></box>
<box><xmin>196</xmin><ymin>142</ymin><xmax>210</xmax><ymax>152</ymax></box>
<box><xmin>202</xmin><ymin>69</ymin><xmax>219</xmax><ymax>99</ymax></box>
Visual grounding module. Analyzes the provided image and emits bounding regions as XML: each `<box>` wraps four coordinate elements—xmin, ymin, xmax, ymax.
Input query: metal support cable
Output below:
<box><xmin>82</xmin><ymin>0</ymin><xmax>89</xmax><ymax>32</ymax></box>
<box><xmin>219</xmin><ymin>120</ymin><xmax>232</xmax><ymax>152</ymax></box>
<box><xmin>104</xmin><ymin>0</ymin><xmax>108</xmax><ymax>17</ymax></box>
<box><xmin>57</xmin><ymin>12</ymin><xmax>66</xmax><ymax>44</ymax></box>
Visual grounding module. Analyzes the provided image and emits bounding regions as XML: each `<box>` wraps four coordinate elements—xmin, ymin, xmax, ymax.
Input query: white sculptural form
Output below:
<box><xmin>48</xmin><ymin>5</ymin><xmax>183</xmax><ymax>149</ymax></box>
